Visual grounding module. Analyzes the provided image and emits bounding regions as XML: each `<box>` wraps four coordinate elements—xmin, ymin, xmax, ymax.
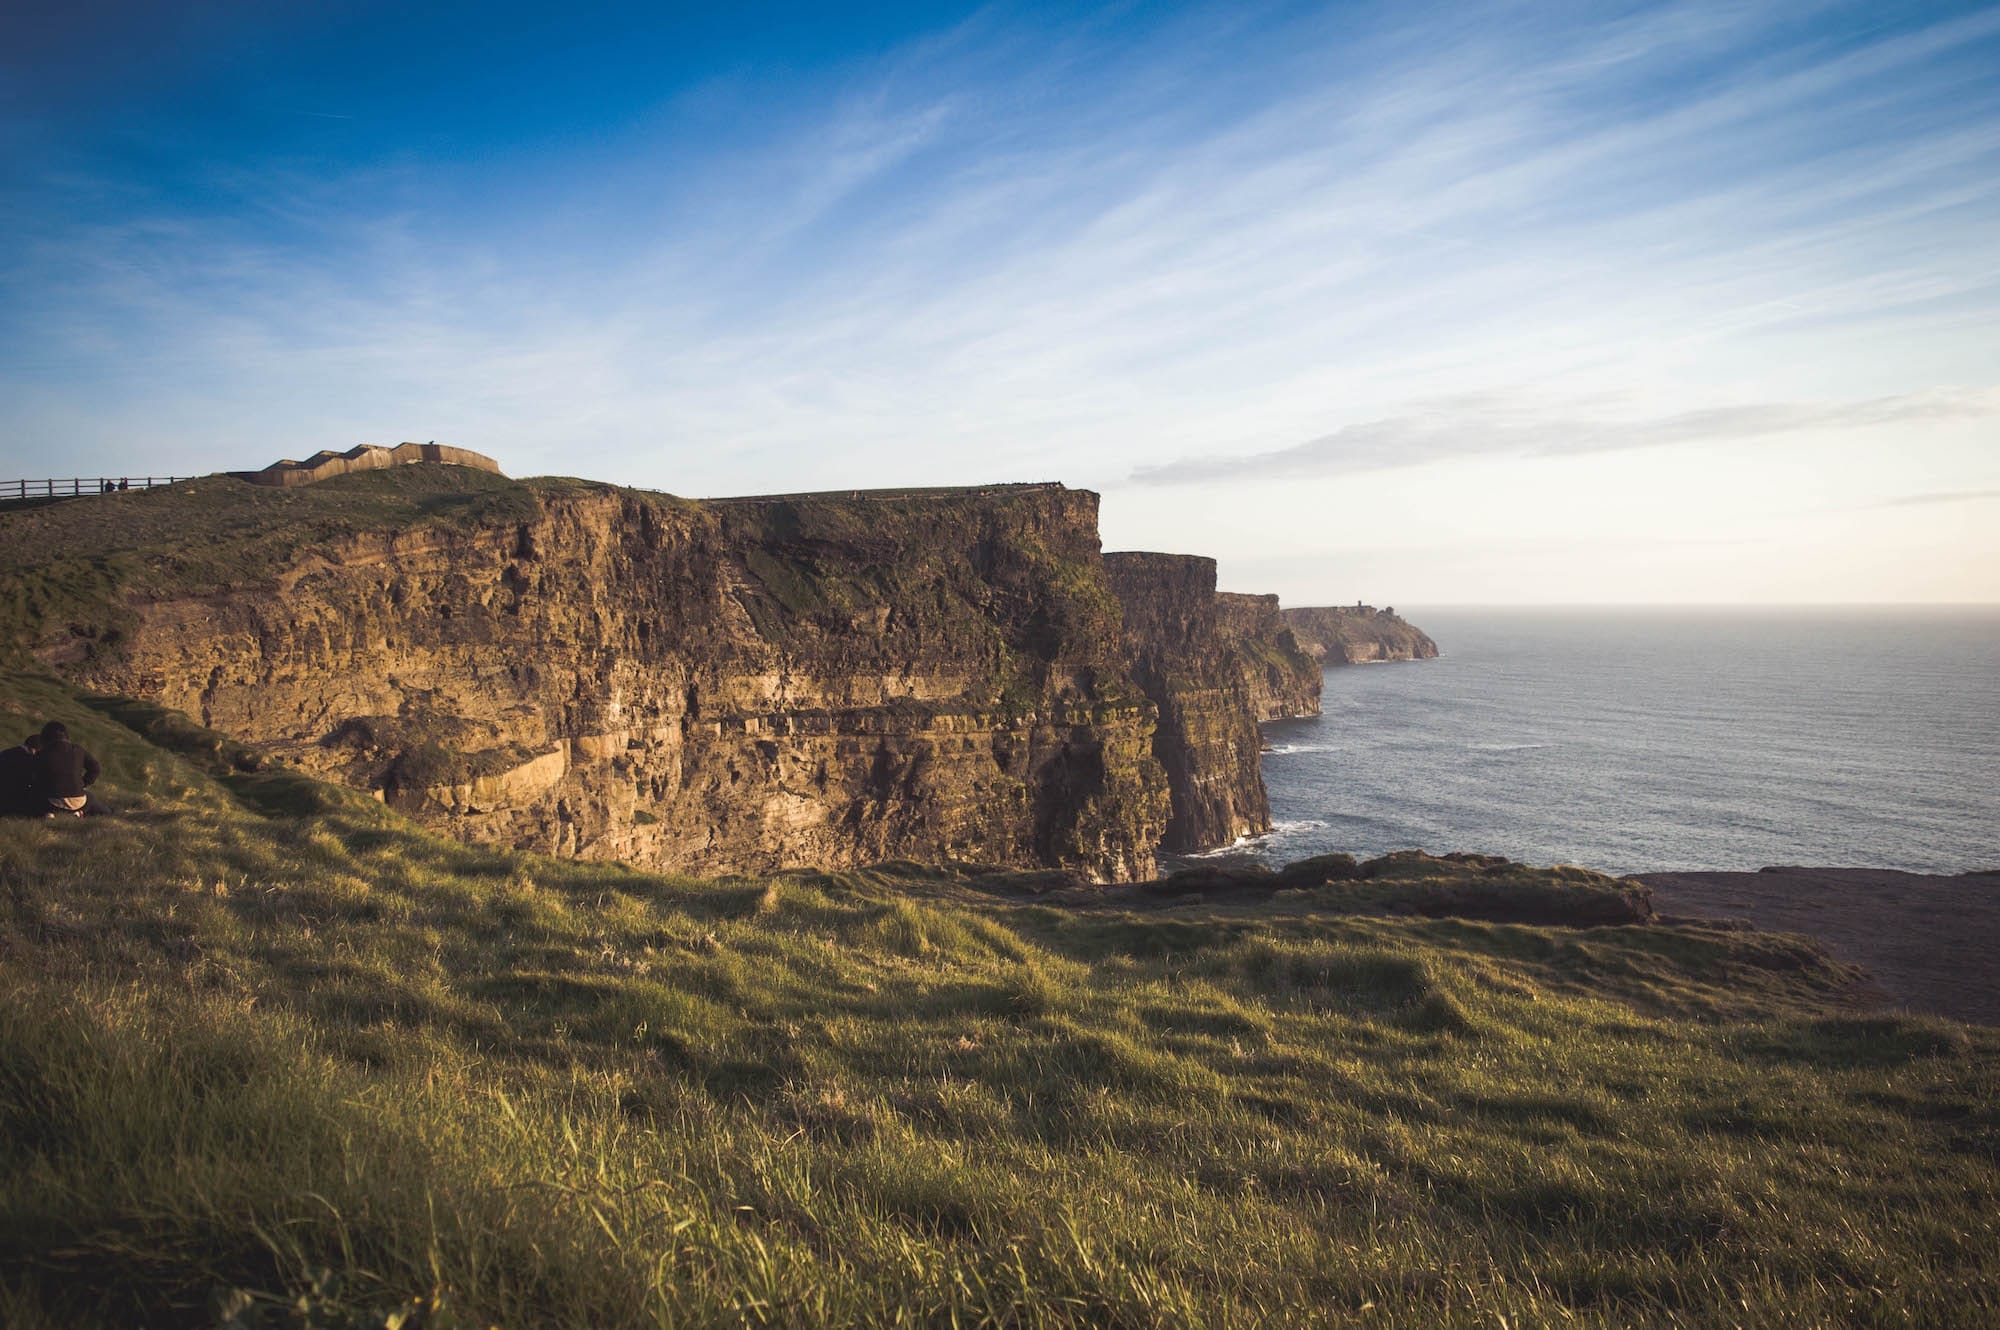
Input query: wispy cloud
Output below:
<box><xmin>1131</xmin><ymin>389</ymin><xmax>2000</xmax><ymax>485</ymax></box>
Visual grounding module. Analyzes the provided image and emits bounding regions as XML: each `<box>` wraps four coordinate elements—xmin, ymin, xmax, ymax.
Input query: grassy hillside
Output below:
<box><xmin>1</xmin><ymin>670</ymin><xmax>1995</xmax><ymax>1328</ymax></box>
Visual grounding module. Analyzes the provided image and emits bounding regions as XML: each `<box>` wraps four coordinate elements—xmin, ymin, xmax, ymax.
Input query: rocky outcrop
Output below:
<box><xmin>1102</xmin><ymin>553</ymin><xmax>1270</xmax><ymax>851</ymax></box>
<box><xmin>1213</xmin><ymin>592</ymin><xmax>1321</xmax><ymax>720</ymax></box>
<box><xmin>1284</xmin><ymin>605</ymin><xmax>1439</xmax><ymax>665</ymax></box>
<box><xmin>29</xmin><ymin>474</ymin><xmax>1172</xmax><ymax>881</ymax></box>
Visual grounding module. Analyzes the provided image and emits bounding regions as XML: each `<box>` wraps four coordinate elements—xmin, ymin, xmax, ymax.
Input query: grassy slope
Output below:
<box><xmin>1</xmin><ymin>671</ymin><xmax>1996</xmax><ymax>1328</ymax></box>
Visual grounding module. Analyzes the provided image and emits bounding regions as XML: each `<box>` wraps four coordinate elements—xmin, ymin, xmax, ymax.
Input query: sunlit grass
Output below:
<box><xmin>1</xmin><ymin>670</ymin><xmax>1995</xmax><ymax>1327</ymax></box>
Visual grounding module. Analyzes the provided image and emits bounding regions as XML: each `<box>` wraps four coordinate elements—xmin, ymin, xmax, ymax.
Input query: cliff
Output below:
<box><xmin>1284</xmin><ymin>605</ymin><xmax>1439</xmax><ymax>665</ymax></box>
<box><xmin>1102</xmin><ymin>553</ymin><xmax>1270</xmax><ymax>851</ymax></box>
<box><xmin>0</xmin><ymin>469</ymin><xmax>1171</xmax><ymax>881</ymax></box>
<box><xmin>1212</xmin><ymin>592</ymin><xmax>1321</xmax><ymax>720</ymax></box>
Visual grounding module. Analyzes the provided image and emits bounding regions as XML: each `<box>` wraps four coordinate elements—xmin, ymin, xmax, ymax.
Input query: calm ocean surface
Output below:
<box><xmin>1242</xmin><ymin>608</ymin><xmax>1999</xmax><ymax>877</ymax></box>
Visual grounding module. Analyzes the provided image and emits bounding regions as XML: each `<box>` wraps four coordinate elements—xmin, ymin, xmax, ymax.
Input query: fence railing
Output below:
<box><xmin>4</xmin><ymin>477</ymin><xmax>194</xmax><ymax>501</ymax></box>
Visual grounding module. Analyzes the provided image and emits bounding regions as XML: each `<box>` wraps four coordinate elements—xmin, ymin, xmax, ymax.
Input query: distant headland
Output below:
<box><xmin>1284</xmin><ymin>604</ymin><xmax>1440</xmax><ymax>665</ymax></box>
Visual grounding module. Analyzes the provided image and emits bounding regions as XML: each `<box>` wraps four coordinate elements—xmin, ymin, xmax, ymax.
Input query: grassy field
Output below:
<box><xmin>1</xmin><ymin>669</ymin><xmax>1995</xmax><ymax>1327</ymax></box>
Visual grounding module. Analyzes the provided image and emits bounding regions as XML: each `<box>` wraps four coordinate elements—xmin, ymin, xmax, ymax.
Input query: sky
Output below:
<box><xmin>3</xmin><ymin>0</ymin><xmax>1997</xmax><ymax>604</ymax></box>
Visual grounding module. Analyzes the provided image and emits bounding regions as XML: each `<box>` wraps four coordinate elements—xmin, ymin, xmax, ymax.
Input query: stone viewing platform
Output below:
<box><xmin>230</xmin><ymin>442</ymin><xmax>502</xmax><ymax>488</ymax></box>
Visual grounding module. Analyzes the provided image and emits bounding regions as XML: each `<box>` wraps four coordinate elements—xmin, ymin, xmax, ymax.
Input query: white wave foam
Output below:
<box><xmin>1183</xmin><ymin>834</ymin><xmax>1265</xmax><ymax>859</ymax></box>
<box><xmin>1263</xmin><ymin>743</ymin><xmax>1336</xmax><ymax>755</ymax></box>
<box><xmin>1176</xmin><ymin>818</ymin><xmax>1333</xmax><ymax>862</ymax></box>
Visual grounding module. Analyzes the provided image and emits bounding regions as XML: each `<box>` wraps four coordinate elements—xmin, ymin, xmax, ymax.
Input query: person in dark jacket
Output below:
<box><xmin>34</xmin><ymin>721</ymin><xmax>100</xmax><ymax>817</ymax></box>
<box><xmin>0</xmin><ymin>733</ymin><xmax>44</xmax><ymax>816</ymax></box>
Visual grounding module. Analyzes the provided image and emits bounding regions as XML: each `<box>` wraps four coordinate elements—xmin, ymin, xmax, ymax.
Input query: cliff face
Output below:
<box><xmin>1102</xmin><ymin>554</ymin><xmax>1270</xmax><ymax>852</ymax></box>
<box><xmin>15</xmin><ymin>473</ymin><xmax>1172</xmax><ymax>881</ymax></box>
<box><xmin>1284</xmin><ymin>606</ymin><xmax>1439</xmax><ymax>665</ymax></box>
<box><xmin>1213</xmin><ymin>593</ymin><xmax>1321</xmax><ymax>721</ymax></box>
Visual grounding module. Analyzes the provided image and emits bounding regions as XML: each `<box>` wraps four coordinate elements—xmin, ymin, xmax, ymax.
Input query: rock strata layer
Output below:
<box><xmin>1284</xmin><ymin>605</ymin><xmax>1440</xmax><ymax>665</ymax></box>
<box><xmin>1103</xmin><ymin>553</ymin><xmax>1271</xmax><ymax>851</ymax></box>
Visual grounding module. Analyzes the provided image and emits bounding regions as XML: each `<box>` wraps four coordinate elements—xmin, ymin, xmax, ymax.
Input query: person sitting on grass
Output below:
<box><xmin>0</xmin><ymin>732</ymin><xmax>44</xmax><ymax>817</ymax></box>
<box><xmin>34</xmin><ymin>721</ymin><xmax>100</xmax><ymax>818</ymax></box>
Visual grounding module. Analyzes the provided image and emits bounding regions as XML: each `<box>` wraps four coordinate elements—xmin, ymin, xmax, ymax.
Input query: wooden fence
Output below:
<box><xmin>4</xmin><ymin>476</ymin><xmax>194</xmax><ymax>500</ymax></box>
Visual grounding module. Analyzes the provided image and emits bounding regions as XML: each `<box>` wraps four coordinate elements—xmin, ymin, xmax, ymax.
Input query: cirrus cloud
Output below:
<box><xmin>1130</xmin><ymin>388</ymin><xmax>2000</xmax><ymax>486</ymax></box>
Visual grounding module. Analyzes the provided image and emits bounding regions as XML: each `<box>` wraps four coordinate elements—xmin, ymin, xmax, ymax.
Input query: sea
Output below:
<box><xmin>1233</xmin><ymin>607</ymin><xmax>2000</xmax><ymax>877</ymax></box>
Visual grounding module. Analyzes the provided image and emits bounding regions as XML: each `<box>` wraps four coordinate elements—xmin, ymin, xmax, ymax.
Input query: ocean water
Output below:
<box><xmin>1240</xmin><ymin>608</ymin><xmax>2000</xmax><ymax>877</ymax></box>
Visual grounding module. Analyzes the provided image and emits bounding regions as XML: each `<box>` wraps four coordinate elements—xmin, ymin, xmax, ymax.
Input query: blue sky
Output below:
<box><xmin>3</xmin><ymin>1</ymin><xmax>1997</xmax><ymax>602</ymax></box>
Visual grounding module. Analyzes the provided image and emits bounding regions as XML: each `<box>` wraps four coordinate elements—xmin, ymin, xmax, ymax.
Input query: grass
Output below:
<box><xmin>1</xmin><ymin>669</ymin><xmax>1996</xmax><ymax>1327</ymax></box>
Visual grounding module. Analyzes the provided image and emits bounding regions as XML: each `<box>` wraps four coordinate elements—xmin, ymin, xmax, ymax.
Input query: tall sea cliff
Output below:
<box><xmin>0</xmin><ymin>465</ymin><xmax>1434</xmax><ymax>879</ymax></box>
<box><xmin>1214</xmin><ymin>592</ymin><xmax>1322</xmax><ymax>721</ymax></box>
<box><xmin>1102</xmin><ymin>554</ymin><xmax>1272</xmax><ymax>851</ymax></box>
